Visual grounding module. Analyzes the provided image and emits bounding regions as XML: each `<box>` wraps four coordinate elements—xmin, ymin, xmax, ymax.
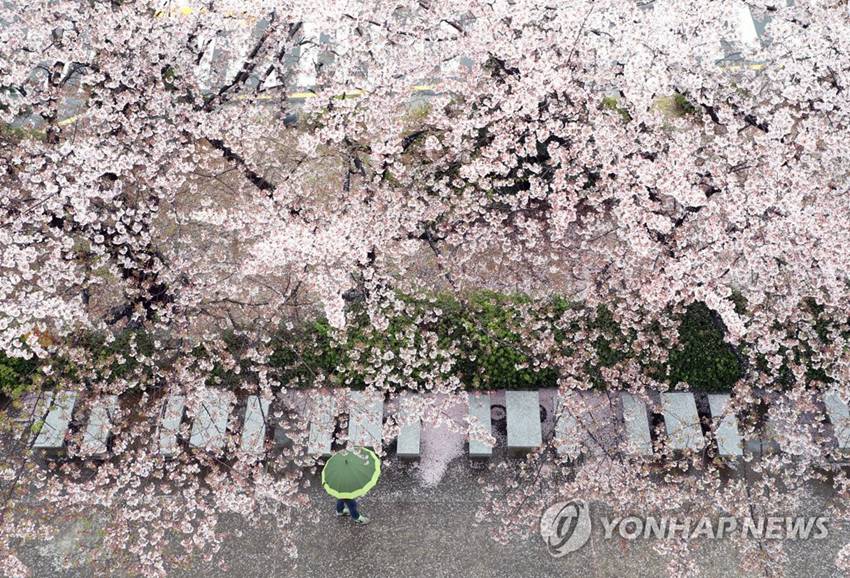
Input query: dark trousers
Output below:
<box><xmin>336</xmin><ymin>499</ymin><xmax>360</xmax><ymax>520</ymax></box>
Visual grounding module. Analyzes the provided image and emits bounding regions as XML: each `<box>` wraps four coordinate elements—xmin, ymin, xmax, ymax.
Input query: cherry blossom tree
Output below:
<box><xmin>1</xmin><ymin>0</ymin><xmax>849</xmax><ymax>575</ymax></box>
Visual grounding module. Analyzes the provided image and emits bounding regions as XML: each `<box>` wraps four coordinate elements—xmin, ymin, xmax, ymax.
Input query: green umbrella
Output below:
<box><xmin>321</xmin><ymin>447</ymin><xmax>381</xmax><ymax>500</ymax></box>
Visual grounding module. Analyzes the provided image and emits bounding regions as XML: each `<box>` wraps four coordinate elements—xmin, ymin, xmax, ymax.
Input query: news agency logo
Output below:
<box><xmin>539</xmin><ymin>500</ymin><xmax>592</xmax><ymax>557</ymax></box>
<box><xmin>539</xmin><ymin>498</ymin><xmax>829</xmax><ymax>558</ymax></box>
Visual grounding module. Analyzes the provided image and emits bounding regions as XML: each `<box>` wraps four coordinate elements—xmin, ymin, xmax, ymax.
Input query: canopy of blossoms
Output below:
<box><xmin>1</xmin><ymin>0</ymin><xmax>849</xmax><ymax>575</ymax></box>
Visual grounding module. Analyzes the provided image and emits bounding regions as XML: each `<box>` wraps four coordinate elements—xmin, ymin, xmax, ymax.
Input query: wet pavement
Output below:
<box><xmin>15</xmin><ymin>451</ymin><xmax>850</xmax><ymax>577</ymax></box>
<box><xmin>171</xmin><ymin>457</ymin><xmax>850</xmax><ymax>578</ymax></box>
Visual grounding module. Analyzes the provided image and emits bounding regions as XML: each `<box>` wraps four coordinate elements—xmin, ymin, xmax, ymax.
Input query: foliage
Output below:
<box><xmin>729</xmin><ymin>289</ymin><xmax>748</xmax><ymax>315</ymax></box>
<box><xmin>655</xmin><ymin>93</ymin><xmax>698</xmax><ymax>118</ymax></box>
<box><xmin>72</xmin><ymin>329</ymin><xmax>158</xmax><ymax>383</ymax></box>
<box><xmin>3</xmin><ymin>0</ymin><xmax>850</xmax><ymax>574</ymax></box>
<box><xmin>266</xmin><ymin>291</ymin><xmax>565</xmax><ymax>390</ymax></box>
<box><xmin>666</xmin><ymin>302</ymin><xmax>742</xmax><ymax>392</ymax></box>
<box><xmin>265</xmin><ymin>294</ymin><xmax>749</xmax><ymax>393</ymax></box>
<box><xmin>672</xmin><ymin>92</ymin><xmax>698</xmax><ymax>115</ymax></box>
<box><xmin>0</xmin><ymin>123</ymin><xmax>46</xmax><ymax>143</ymax></box>
<box><xmin>601</xmin><ymin>95</ymin><xmax>632</xmax><ymax>122</ymax></box>
<box><xmin>0</xmin><ymin>352</ymin><xmax>39</xmax><ymax>399</ymax></box>
<box><xmin>452</xmin><ymin>291</ymin><xmax>559</xmax><ymax>390</ymax></box>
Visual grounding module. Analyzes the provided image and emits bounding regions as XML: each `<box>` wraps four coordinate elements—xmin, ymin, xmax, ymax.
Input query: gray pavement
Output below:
<box><xmin>173</xmin><ymin>457</ymin><xmax>850</xmax><ymax>578</ymax></box>
<box><xmin>15</xmin><ymin>453</ymin><xmax>850</xmax><ymax>577</ymax></box>
<box><xmin>175</xmin><ymin>459</ymin><xmax>678</xmax><ymax>578</ymax></box>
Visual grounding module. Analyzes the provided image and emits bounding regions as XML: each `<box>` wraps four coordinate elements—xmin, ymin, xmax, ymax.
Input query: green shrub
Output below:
<box><xmin>74</xmin><ymin>329</ymin><xmax>156</xmax><ymax>382</ymax></box>
<box><xmin>601</xmin><ymin>96</ymin><xmax>632</xmax><ymax>122</ymax></box>
<box><xmin>672</xmin><ymin>93</ymin><xmax>697</xmax><ymax>115</ymax></box>
<box><xmin>666</xmin><ymin>303</ymin><xmax>742</xmax><ymax>392</ymax></box>
<box><xmin>655</xmin><ymin>93</ymin><xmax>698</xmax><ymax>119</ymax></box>
<box><xmin>455</xmin><ymin>291</ymin><xmax>558</xmax><ymax>390</ymax></box>
<box><xmin>268</xmin><ymin>291</ymin><xmax>562</xmax><ymax>391</ymax></box>
<box><xmin>9</xmin><ymin>295</ymin><xmax>822</xmax><ymax>397</ymax></box>
<box><xmin>729</xmin><ymin>290</ymin><xmax>748</xmax><ymax>315</ymax></box>
<box><xmin>0</xmin><ymin>352</ymin><xmax>39</xmax><ymax>399</ymax></box>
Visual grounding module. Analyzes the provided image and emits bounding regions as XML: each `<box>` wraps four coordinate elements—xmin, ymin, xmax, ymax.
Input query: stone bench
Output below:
<box><xmin>307</xmin><ymin>392</ymin><xmax>335</xmax><ymax>457</ymax></box>
<box><xmin>467</xmin><ymin>392</ymin><xmax>493</xmax><ymax>457</ymax></box>
<box><xmin>506</xmin><ymin>390</ymin><xmax>542</xmax><ymax>453</ymax></box>
<box><xmin>553</xmin><ymin>392</ymin><xmax>581</xmax><ymax>459</ymax></box>
<box><xmin>620</xmin><ymin>393</ymin><xmax>653</xmax><ymax>456</ymax></box>
<box><xmin>240</xmin><ymin>395</ymin><xmax>270</xmax><ymax>457</ymax></box>
<box><xmin>80</xmin><ymin>395</ymin><xmax>118</xmax><ymax>458</ymax></box>
<box><xmin>707</xmin><ymin>394</ymin><xmax>743</xmax><ymax>457</ymax></box>
<box><xmin>824</xmin><ymin>388</ymin><xmax>850</xmax><ymax>450</ymax></box>
<box><xmin>395</xmin><ymin>393</ymin><xmax>421</xmax><ymax>459</ymax></box>
<box><xmin>758</xmin><ymin>402</ymin><xmax>808</xmax><ymax>456</ymax></box>
<box><xmin>189</xmin><ymin>389</ymin><xmax>233</xmax><ymax>452</ymax></box>
<box><xmin>33</xmin><ymin>391</ymin><xmax>78</xmax><ymax>453</ymax></box>
<box><xmin>159</xmin><ymin>394</ymin><xmax>186</xmax><ymax>457</ymax></box>
<box><xmin>348</xmin><ymin>391</ymin><xmax>383</xmax><ymax>450</ymax></box>
<box><xmin>660</xmin><ymin>392</ymin><xmax>705</xmax><ymax>452</ymax></box>
<box><xmin>554</xmin><ymin>392</ymin><xmax>620</xmax><ymax>458</ymax></box>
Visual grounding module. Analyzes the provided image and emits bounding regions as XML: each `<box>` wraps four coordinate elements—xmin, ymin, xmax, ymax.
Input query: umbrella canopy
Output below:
<box><xmin>321</xmin><ymin>447</ymin><xmax>381</xmax><ymax>500</ymax></box>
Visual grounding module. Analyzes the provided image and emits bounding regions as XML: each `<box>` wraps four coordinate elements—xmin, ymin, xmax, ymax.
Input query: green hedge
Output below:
<box><xmin>267</xmin><ymin>291</ymin><xmax>564</xmax><ymax>390</ymax></box>
<box><xmin>267</xmin><ymin>294</ymin><xmax>743</xmax><ymax>393</ymax></box>
<box><xmin>666</xmin><ymin>303</ymin><xmax>742</xmax><ymax>392</ymax></box>
<box><xmin>0</xmin><ymin>352</ymin><xmax>39</xmax><ymax>399</ymax></box>
<box><xmin>0</xmin><ymin>294</ymin><xmax>762</xmax><ymax>395</ymax></box>
<box><xmin>446</xmin><ymin>291</ymin><xmax>561</xmax><ymax>390</ymax></box>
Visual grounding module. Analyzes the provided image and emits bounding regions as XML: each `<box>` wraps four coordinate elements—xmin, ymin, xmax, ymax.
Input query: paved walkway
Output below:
<box><xmin>16</xmin><ymin>455</ymin><xmax>850</xmax><ymax>577</ymax></box>
<box><xmin>178</xmin><ymin>460</ymin><xmax>677</xmax><ymax>578</ymax></box>
<box><xmin>174</xmin><ymin>459</ymin><xmax>849</xmax><ymax>578</ymax></box>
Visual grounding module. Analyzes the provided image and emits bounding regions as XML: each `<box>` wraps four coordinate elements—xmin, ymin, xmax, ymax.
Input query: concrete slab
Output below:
<box><xmin>348</xmin><ymin>391</ymin><xmax>383</xmax><ymax>450</ymax></box>
<box><xmin>396</xmin><ymin>393</ymin><xmax>421</xmax><ymax>459</ymax></box>
<box><xmin>824</xmin><ymin>388</ymin><xmax>850</xmax><ymax>450</ymax></box>
<box><xmin>505</xmin><ymin>390</ymin><xmax>542</xmax><ymax>452</ymax></box>
<box><xmin>307</xmin><ymin>392</ymin><xmax>335</xmax><ymax>457</ymax></box>
<box><xmin>707</xmin><ymin>394</ymin><xmax>743</xmax><ymax>457</ymax></box>
<box><xmin>240</xmin><ymin>396</ymin><xmax>270</xmax><ymax>457</ymax></box>
<box><xmin>552</xmin><ymin>392</ymin><xmax>582</xmax><ymax>459</ymax></box>
<box><xmin>79</xmin><ymin>395</ymin><xmax>118</xmax><ymax>458</ymax></box>
<box><xmin>543</xmin><ymin>391</ymin><xmax>622</xmax><ymax>458</ymax></box>
<box><xmin>159</xmin><ymin>395</ymin><xmax>186</xmax><ymax>458</ymax></box>
<box><xmin>33</xmin><ymin>391</ymin><xmax>78</xmax><ymax>451</ymax></box>
<box><xmin>660</xmin><ymin>392</ymin><xmax>705</xmax><ymax>451</ymax></box>
<box><xmin>189</xmin><ymin>389</ymin><xmax>233</xmax><ymax>452</ymax></box>
<box><xmin>579</xmin><ymin>392</ymin><xmax>622</xmax><ymax>456</ymax></box>
<box><xmin>467</xmin><ymin>392</ymin><xmax>493</xmax><ymax>457</ymax></box>
<box><xmin>620</xmin><ymin>393</ymin><xmax>653</xmax><ymax>456</ymax></box>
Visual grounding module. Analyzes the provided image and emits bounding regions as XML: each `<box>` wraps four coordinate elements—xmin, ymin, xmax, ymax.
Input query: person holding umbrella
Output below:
<box><xmin>321</xmin><ymin>446</ymin><xmax>381</xmax><ymax>526</ymax></box>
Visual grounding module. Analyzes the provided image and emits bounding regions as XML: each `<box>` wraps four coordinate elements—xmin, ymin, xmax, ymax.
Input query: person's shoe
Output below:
<box><xmin>353</xmin><ymin>515</ymin><xmax>370</xmax><ymax>525</ymax></box>
<box><xmin>336</xmin><ymin>506</ymin><xmax>350</xmax><ymax>517</ymax></box>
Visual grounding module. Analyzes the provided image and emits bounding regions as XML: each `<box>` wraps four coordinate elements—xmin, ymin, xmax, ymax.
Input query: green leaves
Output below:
<box><xmin>0</xmin><ymin>352</ymin><xmax>39</xmax><ymax>399</ymax></box>
<box><xmin>666</xmin><ymin>303</ymin><xmax>742</xmax><ymax>392</ymax></box>
<box><xmin>267</xmin><ymin>291</ymin><xmax>561</xmax><ymax>391</ymax></box>
<box><xmin>601</xmin><ymin>96</ymin><xmax>632</xmax><ymax>122</ymax></box>
<box><xmin>451</xmin><ymin>292</ymin><xmax>556</xmax><ymax>390</ymax></box>
<box><xmin>1</xmin><ymin>297</ymin><xmax>800</xmax><ymax>399</ymax></box>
